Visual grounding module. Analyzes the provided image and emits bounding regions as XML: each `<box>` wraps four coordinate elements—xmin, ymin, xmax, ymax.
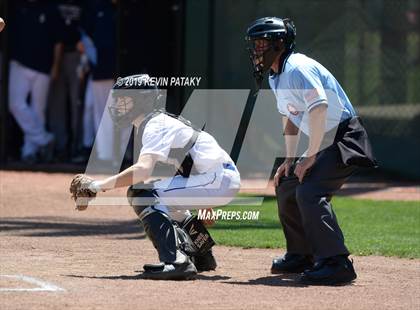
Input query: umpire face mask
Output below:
<box><xmin>246</xmin><ymin>38</ymin><xmax>282</xmax><ymax>88</ymax></box>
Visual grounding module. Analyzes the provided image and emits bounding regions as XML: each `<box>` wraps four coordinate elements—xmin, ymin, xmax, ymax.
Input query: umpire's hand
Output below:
<box><xmin>274</xmin><ymin>158</ymin><xmax>294</xmax><ymax>187</ymax></box>
<box><xmin>294</xmin><ymin>155</ymin><xmax>316</xmax><ymax>183</ymax></box>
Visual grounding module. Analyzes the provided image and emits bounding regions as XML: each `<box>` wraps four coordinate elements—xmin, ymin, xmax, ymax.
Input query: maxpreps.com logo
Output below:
<box><xmin>197</xmin><ymin>209</ymin><xmax>260</xmax><ymax>221</ymax></box>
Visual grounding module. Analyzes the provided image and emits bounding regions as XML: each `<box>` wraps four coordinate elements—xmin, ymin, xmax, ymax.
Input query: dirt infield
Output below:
<box><xmin>1</xmin><ymin>171</ymin><xmax>420</xmax><ymax>309</ymax></box>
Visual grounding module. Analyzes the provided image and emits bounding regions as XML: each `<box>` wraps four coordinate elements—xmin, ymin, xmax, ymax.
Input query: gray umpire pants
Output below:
<box><xmin>276</xmin><ymin>144</ymin><xmax>357</xmax><ymax>260</ymax></box>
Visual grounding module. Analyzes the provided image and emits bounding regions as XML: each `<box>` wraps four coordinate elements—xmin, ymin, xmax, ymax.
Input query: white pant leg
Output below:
<box><xmin>30</xmin><ymin>68</ymin><xmax>50</xmax><ymax>127</ymax></box>
<box><xmin>91</xmin><ymin>79</ymin><xmax>114</xmax><ymax>161</ymax></box>
<box><xmin>8</xmin><ymin>61</ymin><xmax>51</xmax><ymax>156</ymax></box>
<box><xmin>153</xmin><ymin>165</ymin><xmax>241</xmax><ymax>215</ymax></box>
<box><xmin>83</xmin><ymin>77</ymin><xmax>95</xmax><ymax>148</ymax></box>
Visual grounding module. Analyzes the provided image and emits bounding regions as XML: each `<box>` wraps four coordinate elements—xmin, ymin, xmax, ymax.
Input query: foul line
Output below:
<box><xmin>0</xmin><ymin>275</ymin><xmax>65</xmax><ymax>292</ymax></box>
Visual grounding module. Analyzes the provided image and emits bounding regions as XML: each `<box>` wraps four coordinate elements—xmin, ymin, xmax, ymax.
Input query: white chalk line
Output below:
<box><xmin>0</xmin><ymin>275</ymin><xmax>65</xmax><ymax>292</ymax></box>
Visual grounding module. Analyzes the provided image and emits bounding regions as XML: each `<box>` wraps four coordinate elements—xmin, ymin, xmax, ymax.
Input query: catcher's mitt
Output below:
<box><xmin>69</xmin><ymin>174</ymin><xmax>97</xmax><ymax>211</ymax></box>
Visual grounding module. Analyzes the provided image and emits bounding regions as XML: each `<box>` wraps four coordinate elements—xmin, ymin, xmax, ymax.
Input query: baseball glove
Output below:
<box><xmin>69</xmin><ymin>174</ymin><xmax>96</xmax><ymax>211</ymax></box>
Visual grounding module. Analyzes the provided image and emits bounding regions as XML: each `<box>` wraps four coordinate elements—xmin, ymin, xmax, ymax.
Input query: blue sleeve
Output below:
<box><xmin>290</xmin><ymin>65</ymin><xmax>328</xmax><ymax>111</ymax></box>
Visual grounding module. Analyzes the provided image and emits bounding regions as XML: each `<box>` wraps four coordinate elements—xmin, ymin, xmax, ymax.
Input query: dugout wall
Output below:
<box><xmin>183</xmin><ymin>0</ymin><xmax>420</xmax><ymax>179</ymax></box>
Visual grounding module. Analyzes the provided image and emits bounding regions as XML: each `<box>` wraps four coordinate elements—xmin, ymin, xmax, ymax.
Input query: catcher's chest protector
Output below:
<box><xmin>137</xmin><ymin>110</ymin><xmax>201</xmax><ymax>177</ymax></box>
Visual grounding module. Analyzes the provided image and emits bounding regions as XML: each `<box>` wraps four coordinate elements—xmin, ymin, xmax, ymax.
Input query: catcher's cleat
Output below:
<box><xmin>298</xmin><ymin>255</ymin><xmax>357</xmax><ymax>286</ymax></box>
<box><xmin>192</xmin><ymin>249</ymin><xmax>217</xmax><ymax>272</ymax></box>
<box><xmin>137</xmin><ymin>208</ymin><xmax>198</xmax><ymax>280</ymax></box>
<box><xmin>271</xmin><ymin>253</ymin><xmax>313</xmax><ymax>274</ymax></box>
<box><xmin>141</xmin><ymin>260</ymin><xmax>197</xmax><ymax>280</ymax></box>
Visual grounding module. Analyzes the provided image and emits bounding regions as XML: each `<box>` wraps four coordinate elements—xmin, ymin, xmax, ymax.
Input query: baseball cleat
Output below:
<box><xmin>141</xmin><ymin>260</ymin><xmax>197</xmax><ymax>280</ymax></box>
<box><xmin>298</xmin><ymin>255</ymin><xmax>357</xmax><ymax>285</ymax></box>
<box><xmin>271</xmin><ymin>253</ymin><xmax>313</xmax><ymax>274</ymax></box>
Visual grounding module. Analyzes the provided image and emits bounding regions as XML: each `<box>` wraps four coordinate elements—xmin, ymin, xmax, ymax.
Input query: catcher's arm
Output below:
<box><xmin>92</xmin><ymin>153</ymin><xmax>158</xmax><ymax>192</ymax></box>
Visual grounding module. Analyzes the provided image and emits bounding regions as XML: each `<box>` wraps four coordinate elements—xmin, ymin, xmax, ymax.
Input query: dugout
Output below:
<box><xmin>0</xmin><ymin>0</ymin><xmax>419</xmax><ymax>180</ymax></box>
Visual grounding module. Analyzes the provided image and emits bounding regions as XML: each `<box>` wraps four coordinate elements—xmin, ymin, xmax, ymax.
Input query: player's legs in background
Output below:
<box><xmin>66</xmin><ymin>52</ymin><xmax>82</xmax><ymax>157</ymax></box>
<box><xmin>8</xmin><ymin>60</ymin><xmax>52</xmax><ymax>161</ymax></box>
<box><xmin>30</xmin><ymin>68</ymin><xmax>54</xmax><ymax>161</ymax></box>
<box><xmin>91</xmin><ymin>79</ymin><xmax>114</xmax><ymax>162</ymax></box>
<box><xmin>82</xmin><ymin>77</ymin><xmax>95</xmax><ymax>149</ymax></box>
<box><xmin>47</xmin><ymin>56</ymin><xmax>68</xmax><ymax>159</ymax></box>
<box><xmin>30</xmin><ymin>69</ymin><xmax>50</xmax><ymax>128</ymax></box>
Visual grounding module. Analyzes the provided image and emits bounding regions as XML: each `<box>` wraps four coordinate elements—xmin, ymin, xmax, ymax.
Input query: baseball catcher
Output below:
<box><xmin>70</xmin><ymin>74</ymin><xmax>240</xmax><ymax>280</ymax></box>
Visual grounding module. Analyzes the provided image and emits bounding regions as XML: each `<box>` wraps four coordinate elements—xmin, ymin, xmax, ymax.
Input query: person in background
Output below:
<box><xmin>81</xmin><ymin>0</ymin><xmax>126</xmax><ymax>165</ymax></box>
<box><xmin>8</xmin><ymin>0</ymin><xmax>63</xmax><ymax>163</ymax></box>
<box><xmin>71</xmin><ymin>34</ymin><xmax>95</xmax><ymax>164</ymax></box>
<box><xmin>47</xmin><ymin>0</ymin><xmax>83</xmax><ymax>162</ymax></box>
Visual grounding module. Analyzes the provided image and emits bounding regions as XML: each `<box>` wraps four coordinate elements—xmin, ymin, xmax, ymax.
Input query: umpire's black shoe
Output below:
<box><xmin>193</xmin><ymin>249</ymin><xmax>217</xmax><ymax>272</ymax></box>
<box><xmin>271</xmin><ymin>253</ymin><xmax>313</xmax><ymax>274</ymax></box>
<box><xmin>142</xmin><ymin>260</ymin><xmax>197</xmax><ymax>281</ymax></box>
<box><xmin>299</xmin><ymin>255</ymin><xmax>357</xmax><ymax>286</ymax></box>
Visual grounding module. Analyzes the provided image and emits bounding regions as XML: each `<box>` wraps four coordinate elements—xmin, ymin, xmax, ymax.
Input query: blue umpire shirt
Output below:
<box><xmin>268</xmin><ymin>52</ymin><xmax>356</xmax><ymax>136</ymax></box>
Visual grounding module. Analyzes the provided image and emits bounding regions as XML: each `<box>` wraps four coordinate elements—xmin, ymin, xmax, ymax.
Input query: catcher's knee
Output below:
<box><xmin>127</xmin><ymin>185</ymin><xmax>158</xmax><ymax>217</ymax></box>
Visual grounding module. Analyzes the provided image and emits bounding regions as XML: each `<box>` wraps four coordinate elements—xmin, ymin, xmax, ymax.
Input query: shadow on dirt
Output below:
<box><xmin>0</xmin><ymin>216</ymin><xmax>145</xmax><ymax>238</ymax></box>
<box><xmin>63</xmin><ymin>273</ymin><xmax>231</xmax><ymax>281</ymax></box>
<box><xmin>222</xmin><ymin>274</ymin><xmax>307</xmax><ymax>287</ymax></box>
<box><xmin>64</xmin><ymin>274</ymin><xmax>144</xmax><ymax>280</ymax></box>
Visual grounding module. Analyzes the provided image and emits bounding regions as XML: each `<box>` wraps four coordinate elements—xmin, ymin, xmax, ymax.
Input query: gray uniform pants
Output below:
<box><xmin>48</xmin><ymin>51</ymin><xmax>81</xmax><ymax>154</ymax></box>
<box><xmin>276</xmin><ymin>144</ymin><xmax>357</xmax><ymax>260</ymax></box>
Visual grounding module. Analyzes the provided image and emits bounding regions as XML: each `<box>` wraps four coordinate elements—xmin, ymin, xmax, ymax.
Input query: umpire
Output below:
<box><xmin>246</xmin><ymin>17</ymin><xmax>377</xmax><ymax>285</ymax></box>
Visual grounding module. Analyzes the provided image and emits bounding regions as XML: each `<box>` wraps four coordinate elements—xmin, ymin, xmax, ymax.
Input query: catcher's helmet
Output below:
<box><xmin>245</xmin><ymin>17</ymin><xmax>296</xmax><ymax>87</ymax></box>
<box><xmin>108</xmin><ymin>74</ymin><xmax>163</xmax><ymax>128</ymax></box>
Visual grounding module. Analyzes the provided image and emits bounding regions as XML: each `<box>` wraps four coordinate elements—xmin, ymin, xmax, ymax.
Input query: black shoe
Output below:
<box><xmin>141</xmin><ymin>260</ymin><xmax>197</xmax><ymax>280</ymax></box>
<box><xmin>39</xmin><ymin>137</ymin><xmax>55</xmax><ymax>163</ymax></box>
<box><xmin>299</xmin><ymin>255</ymin><xmax>357</xmax><ymax>286</ymax></box>
<box><xmin>271</xmin><ymin>253</ymin><xmax>313</xmax><ymax>274</ymax></box>
<box><xmin>21</xmin><ymin>153</ymin><xmax>38</xmax><ymax>165</ymax></box>
<box><xmin>193</xmin><ymin>250</ymin><xmax>217</xmax><ymax>272</ymax></box>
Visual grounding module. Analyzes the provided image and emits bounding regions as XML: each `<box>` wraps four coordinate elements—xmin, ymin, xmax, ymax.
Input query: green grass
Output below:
<box><xmin>207</xmin><ymin>197</ymin><xmax>420</xmax><ymax>258</ymax></box>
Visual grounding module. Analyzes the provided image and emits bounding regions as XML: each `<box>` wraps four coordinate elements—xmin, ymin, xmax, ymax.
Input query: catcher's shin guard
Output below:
<box><xmin>139</xmin><ymin>207</ymin><xmax>197</xmax><ymax>280</ymax></box>
<box><xmin>182</xmin><ymin>215</ymin><xmax>217</xmax><ymax>272</ymax></box>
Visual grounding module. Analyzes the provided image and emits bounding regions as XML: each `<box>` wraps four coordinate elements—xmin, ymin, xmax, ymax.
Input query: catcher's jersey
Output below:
<box><xmin>139</xmin><ymin>113</ymin><xmax>232</xmax><ymax>173</ymax></box>
<box><xmin>268</xmin><ymin>52</ymin><xmax>356</xmax><ymax>135</ymax></box>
